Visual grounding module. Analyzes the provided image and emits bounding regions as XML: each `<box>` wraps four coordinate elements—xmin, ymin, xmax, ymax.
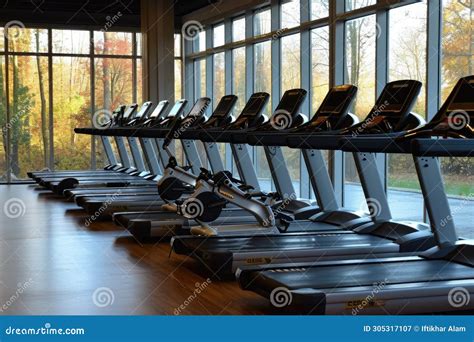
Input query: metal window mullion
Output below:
<box><xmin>224</xmin><ymin>19</ymin><xmax>233</xmax><ymax>171</ymax></box>
<box><xmin>299</xmin><ymin>0</ymin><xmax>311</xmax><ymax>199</ymax></box>
<box><xmin>48</xmin><ymin>28</ymin><xmax>54</xmax><ymax>170</ymax></box>
<box><xmin>132</xmin><ymin>33</ymin><xmax>137</xmax><ymax>103</ymax></box>
<box><xmin>206</xmin><ymin>29</ymin><xmax>213</xmax><ymax>111</ymax></box>
<box><xmin>375</xmin><ymin>8</ymin><xmax>389</xmax><ymax>191</ymax></box>
<box><xmin>245</xmin><ymin>10</ymin><xmax>257</xmax><ymax>166</ymax></box>
<box><xmin>424</xmin><ymin>0</ymin><xmax>442</xmax><ymax>224</ymax></box>
<box><xmin>183</xmin><ymin>38</ymin><xmax>195</xmax><ymax>104</ymax></box>
<box><xmin>4</xmin><ymin>31</ymin><xmax>11</xmax><ymax>182</ymax></box>
<box><xmin>329</xmin><ymin>0</ymin><xmax>345</xmax><ymax>206</ymax></box>
<box><xmin>90</xmin><ymin>30</ymin><xmax>97</xmax><ymax>170</ymax></box>
<box><xmin>270</xmin><ymin>0</ymin><xmax>281</xmax><ymax>193</ymax></box>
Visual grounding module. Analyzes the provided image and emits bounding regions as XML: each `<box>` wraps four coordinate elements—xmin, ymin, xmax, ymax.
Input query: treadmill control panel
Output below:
<box><xmin>150</xmin><ymin>100</ymin><xmax>170</xmax><ymax>119</ymax></box>
<box><xmin>203</xmin><ymin>95</ymin><xmax>238</xmax><ymax>127</ymax></box>
<box><xmin>265</xmin><ymin>88</ymin><xmax>308</xmax><ymax>131</ymax></box>
<box><xmin>301</xmin><ymin>84</ymin><xmax>358</xmax><ymax>131</ymax></box>
<box><xmin>230</xmin><ymin>92</ymin><xmax>270</xmax><ymax>129</ymax></box>
<box><xmin>348</xmin><ymin>80</ymin><xmax>422</xmax><ymax>134</ymax></box>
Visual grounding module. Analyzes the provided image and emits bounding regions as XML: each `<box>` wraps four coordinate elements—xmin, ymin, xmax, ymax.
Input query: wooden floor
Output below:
<box><xmin>0</xmin><ymin>184</ymin><xmax>271</xmax><ymax>315</ymax></box>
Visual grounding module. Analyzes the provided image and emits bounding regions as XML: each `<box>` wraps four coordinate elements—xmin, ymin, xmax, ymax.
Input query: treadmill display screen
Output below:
<box><xmin>136</xmin><ymin>102</ymin><xmax>152</xmax><ymax>118</ymax></box>
<box><xmin>168</xmin><ymin>100</ymin><xmax>187</xmax><ymax>117</ymax></box>
<box><xmin>150</xmin><ymin>101</ymin><xmax>168</xmax><ymax>118</ymax></box>
<box><xmin>376</xmin><ymin>83</ymin><xmax>412</xmax><ymax>112</ymax></box>
<box><xmin>275</xmin><ymin>89</ymin><xmax>306</xmax><ymax>116</ymax></box>
<box><xmin>448</xmin><ymin>80</ymin><xmax>474</xmax><ymax>111</ymax></box>
<box><xmin>123</xmin><ymin>104</ymin><xmax>138</xmax><ymax>119</ymax></box>
<box><xmin>319</xmin><ymin>89</ymin><xmax>351</xmax><ymax>114</ymax></box>
<box><xmin>241</xmin><ymin>94</ymin><xmax>268</xmax><ymax>117</ymax></box>
<box><xmin>188</xmin><ymin>98</ymin><xmax>210</xmax><ymax>117</ymax></box>
<box><xmin>213</xmin><ymin>96</ymin><xmax>236</xmax><ymax>117</ymax></box>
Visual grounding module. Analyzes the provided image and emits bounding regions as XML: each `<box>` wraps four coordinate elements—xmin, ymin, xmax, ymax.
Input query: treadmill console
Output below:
<box><xmin>155</xmin><ymin>100</ymin><xmax>189</xmax><ymax>128</ymax></box>
<box><xmin>229</xmin><ymin>92</ymin><xmax>270</xmax><ymax>129</ymax></box>
<box><xmin>347</xmin><ymin>80</ymin><xmax>422</xmax><ymax>134</ymax></box>
<box><xmin>427</xmin><ymin>76</ymin><xmax>474</xmax><ymax>138</ymax></box>
<box><xmin>126</xmin><ymin>101</ymin><xmax>154</xmax><ymax>126</ymax></box>
<box><xmin>299</xmin><ymin>84</ymin><xmax>358</xmax><ymax>131</ymax></box>
<box><xmin>150</xmin><ymin>100</ymin><xmax>170</xmax><ymax>119</ymax></box>
<box><xmin>203</xmin><ymin>95</ymin><xmax>238</xmax><ymax>127</ymax></box>
<box><xmin>119</xmin><ymin>103</ymin><xmax>139</xmax><ymax>126</ymax></box>
<box><xmin>266</xmin><ymin>88</ymin><xmax>308</xmax><ymax>130</ymax></box>
<box><xmin>180</xmin><ymin>97</ymin><xmax>212</xmax><ymax>127</ymax></box>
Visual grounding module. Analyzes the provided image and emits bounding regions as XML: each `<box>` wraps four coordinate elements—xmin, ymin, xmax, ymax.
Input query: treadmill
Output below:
<box><xmin>37</xmin><ymin>102</ymin><xmax>158</xmax><ymax>193</ymax></box>
<box><xmin>63</xmin><ymin>99</ymin><xmax>188</xmax><ymax>200</ymax></box>
<box><xmin>112</xmin><ymin>92</ymin><xmax>272</xmax><ymax>240</ymax></box>
<box><xmin>236</xmin><ymin>75</ymin><xmax>474</xmax><ymax>314</ymax></box>
<box><xmin>29</xmin><ymin>105</ymin><xmax>133</xmax><ymax>182</ymax></box>
<box><xmin>170</xmin><ymin>80</ymin><xmax>435</xmax><ymax>276</ymax></box>
<box><xmin>75</xmin><ymin>96</ymin><xmax>239</xmax><ymax>218</ymax></box>
<box><xmin>112</xmin><ymin>90</ymin><xmax>322</xmax><ymax>239</ymax></box>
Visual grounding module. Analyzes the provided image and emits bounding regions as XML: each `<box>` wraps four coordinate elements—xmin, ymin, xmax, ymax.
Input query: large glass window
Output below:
<box><xmin>281</xmin><ymin>34</ymin><xmax>301</xmax><ymax>195</ymax></box>
<box><xmin>233</xmin><ymin>17</ymin><xmax>246</xmax><ymax>42</ymax></box>
<box><xmin>254</xmin><ymin>8</ymin><xmax>271</xmax><ymax>36</ymax></box>
<box><xmin>441</xmin><ymin>0</ymin><xmax>474</xmax><ymax>238</ymax></box>
<box><xmin>281</xmin><ymin>0</ymin><xmax>301</xmax><ymax>28</ymax></box>
<box><xmin>344</xmin><ymin>15</ymin><xmax>376</xmax><ymax>211</ymax></box>
<box><xmin>232</xmin><ymin>47</ymin><xmax>246</xmax><ymax>114</ymax></box>
<box><xmin>213</xmin><ymin>24</ymin><xmax>225</xmax><ymax>47</ymax></box>
<box><xmin>0</xmin><ymin>28</ymin><xmax>141</xmax><ymax>181</ymax></box>
<box><xmin>184</xmin><ymin>0</ymin><xmax>473</xmax><ymax>232</ymax></box>
<box><xmin>213</xmin><ymin>52</ymin><xmax>225</xmax><ymax>108</ymax></box>
<box><xmin>254</xmin><ymin>40</ymin><xmax>272</xmax><ymax>191</ymax></box>
<box><xmin>311</xmin><ymin>26</ymin><xmax>330</xmax><ymax>114</ymax></box>
<box><xmin>311</xmin><ymin>0</ymin><xmax>329</xmax><ymax>20</ymax></box>
<box><xmin>387</xmin><ymin>1</ymin><xmax>427</xmax><ymax>221</ymax></box>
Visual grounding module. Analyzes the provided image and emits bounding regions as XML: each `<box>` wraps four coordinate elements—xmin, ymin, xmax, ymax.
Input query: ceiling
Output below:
<box><xmin>0</xmin><ymin>0</ymin><xmax>215</xmax><ymax>30</ymax></box>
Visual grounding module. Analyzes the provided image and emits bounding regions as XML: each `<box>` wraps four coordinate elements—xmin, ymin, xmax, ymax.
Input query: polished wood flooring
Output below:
<box><xmin>0</xmin><ymin>185</ymin><xmax>271</xmax><ymax>315</ymax></box>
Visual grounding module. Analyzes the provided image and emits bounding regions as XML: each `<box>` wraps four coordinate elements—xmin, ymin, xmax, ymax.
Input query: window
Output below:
<box><xmin>311</xmin><ymin>0</ymin><xmax>329</xmax><ymax>20</ymax></box>
<box><xmin>441</xmin><ymin>0</ymin><xmax>474</xmax><ymax>238</ymax></box>
<box><xmin>344</xmin><ymin>15</ymin><xmax>376</xmax><ymax>211</ymax></box>
<box><xmin>183</xmin><ymin>0</ymin><xmax>472</xmax><ymax>232</ymax></box>
<box><xmin>233</xmin><ymin>17</ymin><xmax>246</xmax><ymax>42</ymax></box>
<box><xmin>387</xmin><ymin>1</ymin><xmax>427</xmax><ymax>221</ymax></box>
<box><xmin>311</xmin><ymin>26</ymin><xmax>329</xmax><ymax>114</ymax></box>
<box><xmin>0</xmin><ymin>28</ymin><xmax>141</xmax><ymax>181</ymax></box>
<box><xmin>281</xmin><ymin>34</ymin><xmax>301</xmax><ymax>195</ymax></box>
<box><xmin>281</xmin><ymin>0</ymin><xmax>301</xmax><ymax>28</ymax></box>
<box><xmin>213</xmin><ymin>24</ymin><xmax>225</xmax><ymax>47</ymax></box>
<box><xmin>213</xmin><ymin>52</ymin><xmax>225</xmax><ymax>108</ymax></box>
<box><xmin>254</xmin><ymin>40</ymin><xmax>272</xmax><ymax>191</ymax></box>
<box><xmin>346</xmin><ymin>0</ymin><xmax>376</xmax><ymax>11</ymax></box>
<box><xmin>254</xmin><ymin>8</ymin><xmax>271</xmax><ymax>36</ymax></box>
<box><xmin>232</xmin><ymin>47</ymin><xmax>246</xmax><ymax>114</ymax></box>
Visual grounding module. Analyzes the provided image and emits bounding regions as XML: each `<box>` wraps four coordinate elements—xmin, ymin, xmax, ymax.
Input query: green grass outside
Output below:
<box><xmin>388</xmin><ymin>175</ymin><xmax>473</xmax><ymax>198</ymax></box>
